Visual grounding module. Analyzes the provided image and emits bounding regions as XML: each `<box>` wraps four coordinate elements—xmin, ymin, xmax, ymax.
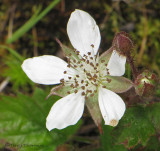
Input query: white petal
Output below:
<box><xmin>46</xmin><ymin>91</ymin><xmax>85</xmax><ymax>130</ymax></box>
<box><xmin>22</xmin><ymin>55</ymin><xmax>67</xmax><ymax>85</ymax></box>
<box><xmin>107</xmin><ymin>50</ymin><xmax>126</xmax><ymax>76</ymax></box>
<box><xmin>98</xmin><ymin>87</ymin><xmax>126</xmax><ymax>126</ymax></box>
<box><xmin>67</xmin><ymin>9</ymin><xmax>101</xmax><ymax>57</ymax></box>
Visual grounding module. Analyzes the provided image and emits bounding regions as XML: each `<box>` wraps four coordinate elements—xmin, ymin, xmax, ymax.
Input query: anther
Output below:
<box><xmin>70</xmin><ymin>84</ymin><xmax>74</xmax><ymax>88</ymax></box>
<box><xmin>76</xmin><ymin>75</ymin><xmax>79</xmax><ymax>78</ymax></box>
<box><xmin>81</xmin><ymin>86</ymin><xmax>85</xmax><ymax>90</ymax></box>
<box><xmin>82</xmin><ymin>92</ymin><xmax>85</xmax><ymax>96</ymax></box>
<box><xmin>67</xmin><ymin>91</ymin><xmax>71</xmax><ymax>94</ymax></box>
<box><xmin>93</xmin><ymin>74</ymin><xmax>97</xmax><ymax>78</ymax></box>
<box><xmin>74</xmin><ymin>89</ymin><xmax>78</xmax><ymax>93</ymax></box>
<box><xmin>68</xmin><ymin>77</ymin><xmax>72</xmax><ymax>79</ymax></box>
<box><xmin>101</xmin><ymin>60</ymin><xmax>105</xmax><ymax>63</ymax></box>
<box><xmin>67</xmin><ymin>64</ymin><xmax>71</xmax><ymax>68</ymax></box>
<box><xmin>90</xmin><ymin>62</ymin><xmax>94</xmax><ymax>66</ymax></box>
<box><xmin>107</xmin><ymin>78</ymin><xmax>112</xmax><ymax>83</ymax></box>
<box><xmin>76</xmin><ymin>51</ymin><xmax>80</xmax><ymax>55</ymax></box>
<box><xmin>64</xmin><ymin>71</ymin><xmax>67</xmax><ymax>74</ymax></box>
<box><xmin>81</xmin><ymin>80</ymin><xmax>84</xmax><ymax>84</ymax></box>
<box><xmin>91</xmin><ymin>44</ymin><xmax>94</xmax><ymax>48</ymax></box>
<box><xmin>87</xmin><ymin>52</ymin><xmax>91</xmax><ymax>55</ymax></box>
<box><xmin>85</xmin><ymin>96</ymin><xmax>88</xmax><ymax>100</ymax></box>
<box><xmin>94</xmin><ymin>90</ymin><xmax>97</xmax><ymax>93</ymax></box>
<box><xmin>90</xmin><ymin>93</ymin><xmax>94</xmax><ymax>97</ymax></box>
<box><xmin>60</xmin><ymin>79</ymin><xmax>64</xmax><ymax>83</ymax></box>
<box><xmin>102</xmin><ymin>85</ymin><xmax>107</xmax><ymax>88</ymax></box>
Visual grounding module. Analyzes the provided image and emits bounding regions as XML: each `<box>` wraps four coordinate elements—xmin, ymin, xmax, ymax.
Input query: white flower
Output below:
<box><xmin>22</xmin><ymin>9</ymin><xmax>127</xmax><ymax>131</ymax></box>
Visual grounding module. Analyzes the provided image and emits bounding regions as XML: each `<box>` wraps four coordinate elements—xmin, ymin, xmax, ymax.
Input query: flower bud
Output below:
<box><xmin>112</xmin><ymin>31</ymin><xmax>134</xmax><ymax>56</ymax></box>
<box><xmin>134</xmin><ymin>70</ymin><xmax>158</xmax><ymax>97</ymax></box>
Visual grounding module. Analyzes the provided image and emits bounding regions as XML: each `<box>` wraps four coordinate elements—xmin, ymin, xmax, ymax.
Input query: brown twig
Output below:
<box><xmin>0</xmin><ymin>77</ymin><xmax>10</xmax><ymax>93</ymax></box>
<box><xmin>137</xmin><ymin>6</ymin><xmax>148</xmax><ymax>65</ymax></box>
<box><xmin>32</xmin><ymin>27</ymin><xmax>38</xmax><ymax>56</ymax></box>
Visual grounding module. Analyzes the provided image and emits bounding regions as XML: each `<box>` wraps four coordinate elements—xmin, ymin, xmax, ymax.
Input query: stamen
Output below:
<box><xmin>101</xmin><ymin>60</ymin><xmax>105</xmax><ymax>63</ymax></box>
<box><xmin>88</xmin><ymin>52</ymin><xmax>91</xmax><ymax>55</ymax></box>
<box><xmin>82</xmin><ymin>92</ymin><xmax>85</xmax><ymax>96</ymax></box>
<box><xmin>91</xmin><ymin>44</ymin><xmax>94</xmax><ymax>48</ymax></box>
<box><xmin>74</xmin><ymin>89</ymin><xmax>78</xmax><ymax>93</ymax></box>
<box><xmin>81</xmin><ymin>86</ymin><xmax>85</xmax><ymax>90</ymax></box>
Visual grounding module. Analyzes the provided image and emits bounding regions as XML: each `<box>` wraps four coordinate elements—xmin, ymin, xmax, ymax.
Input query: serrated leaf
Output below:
<box><xmin>101</xmin><ymin>102</ymin><xmax>160</xmax><ymax>150</ymax></box>
<box><xmin>0</xmin><ymin>88</ymin><xmax>81</xmax><ymax>151</ymax></box>
<box><xmin>102</xmin><ymin>76</ymin><xmax>133</xmax><ymax>93</ymax></box>
<box><xmin>143</xmin><ymin>136</ymin><xmax>160</xmax><ymax>151</ymax></box>
<box><xmin>101</xmin><ymin>125</ymin><xmax>127</xmax><ymax>151</ymax></box>
<box><xmin>148</xmin><ymin>102</ymin><xmax>160</xmax><ymax>131</ymax></box>
<box><xmin>2</xmin><ymin>46</ymin><xmax>34</xmax><ymax>90</ymax></box>
<box><xmin>112</xmin><ymin>105</ymin><xmax>155</xmax><ymax>148</ymax></box>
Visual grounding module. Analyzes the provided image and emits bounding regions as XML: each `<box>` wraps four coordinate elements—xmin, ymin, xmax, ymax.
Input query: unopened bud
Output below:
<box><xmin>112</xmin><ymin>31</ymin><xmax>134</xmax><ymax>56</ymax></box>
<box><xmin>134</xmin><ymin>70</ymin><xmax>158</xmax><ymax>97</ymax></box>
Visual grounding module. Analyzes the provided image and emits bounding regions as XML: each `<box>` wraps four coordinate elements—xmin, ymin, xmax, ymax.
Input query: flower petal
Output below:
<box><xmin>22</xmin><ymin>55</ymin><xmax>67</xmax><ymax>85</ymax></box>
<box><xmin>46</xmin><ymin>91</ymin><xmax>85</xmax><ymax>130</ymax></box>
<box><xmin>67</xmin><ymin>9</ymin><xmax>101</xmax><ymax>56</ymax></box>
<box><xmin>107</xmin><ymin>50</ymin><xmax>126</xmax><ymax>76</ymax></box>
<box><xmin>98</xmin><ymin>87</ymin><xmax>126</xmax><ymax>126</ymax></box>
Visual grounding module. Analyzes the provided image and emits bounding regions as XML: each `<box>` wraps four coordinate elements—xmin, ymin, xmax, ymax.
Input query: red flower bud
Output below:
<box><xmin>112</xmin><ymin>31</ymin><xmax>134</xmax><ymax>56</ymax></box>
<box><xmin>134</xmin><ymin>70</ymin><xmax>158</xmax><ymax>97</ymax></box>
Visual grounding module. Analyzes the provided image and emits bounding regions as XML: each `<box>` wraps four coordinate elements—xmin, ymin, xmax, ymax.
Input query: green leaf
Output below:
<box><xmin>0</xmin><ymin>88</ymin><xmax>81</xmax><ymax>151</ymax></box>
<box><xmin>1</xmin><ymin>46</ymin><xmax>34</xmax><ymax>89</ymax></box>
<box><xmin>100</xmin><ymin>102</ymin><xmax>160</xmax><ymax>150</ymax></box>
<box><xmin>112</xmin><ymin>105</ymin><xmax>155</xmax><ymax>148</ymax></box>
<box><xmin>101</xmin><ymin>125</ymin><xmax>127</xmax><ymax>151</ymax></box>
<box><xmin>102</xmin><ymin>76</ymin><xmax>133</xmax><ymax>93</ymax></box>
<box><xmin>143</xmin><ymin>136</ymin><xmax>160</xmax><ymax>151</ymax></box>
<box><xmin>148</xmin><ymin>102</ymin><xmax>160</xmax><ymax>131</ymax></box>
<box><xmin>0</xmin><ymin>45</ymin><xmax>24</xmax><ymax>61</ymax></box>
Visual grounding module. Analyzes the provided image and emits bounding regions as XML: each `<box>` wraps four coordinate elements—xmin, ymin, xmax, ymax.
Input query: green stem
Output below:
<box><xmin>7</xmin><ymin>0</ymin><xmax>61</xmax><ymax>44</ymax></box>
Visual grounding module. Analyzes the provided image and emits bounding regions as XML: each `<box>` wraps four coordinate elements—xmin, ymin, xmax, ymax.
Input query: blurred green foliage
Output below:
<box><xmin>0</xmin><ymin>0</ymin><xmax>160</xmax><ymax>151</ymax></box>
<box><xmin>1</xmin><ymin>45</ymin><xmax>34</xmax><ymax>90</ymax></box>
<box><xmin>0</xmin><ymin>88</ymin><xmax>81</xmax><ymax>151</ymax></box>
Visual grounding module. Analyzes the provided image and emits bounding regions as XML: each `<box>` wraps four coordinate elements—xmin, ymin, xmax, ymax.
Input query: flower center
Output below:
<box><xmin>61</xmin><ymin>50</ymin><xmax>103</xmax><ymax>99</ymax></box>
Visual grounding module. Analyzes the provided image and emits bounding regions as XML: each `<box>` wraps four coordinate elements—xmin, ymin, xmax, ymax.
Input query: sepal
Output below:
<box><xmin>101</xmin><ymin>76</ymin><xmax>133</xmax><ymax>93</ymax></box>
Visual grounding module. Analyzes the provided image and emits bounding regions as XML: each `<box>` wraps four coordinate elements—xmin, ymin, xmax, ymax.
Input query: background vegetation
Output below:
<box><xmin>0</xmin><ymin>0</ymin><xmax>160</xmax><ymax>150</ymax></box>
